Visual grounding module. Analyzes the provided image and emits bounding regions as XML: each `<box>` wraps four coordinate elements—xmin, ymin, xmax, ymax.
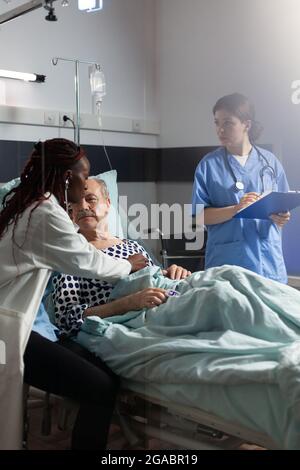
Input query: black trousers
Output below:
<box><xmin>23</xmin><ymin>331</ymin><xmax>120</xmax><ymax>450</ymax></box>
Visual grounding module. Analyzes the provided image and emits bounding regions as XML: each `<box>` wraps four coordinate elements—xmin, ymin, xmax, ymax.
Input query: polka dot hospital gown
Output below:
<box><xmin>52</xmin><ymin>239</ymin><xmax>154</xmax><ymax>336</ymax></box>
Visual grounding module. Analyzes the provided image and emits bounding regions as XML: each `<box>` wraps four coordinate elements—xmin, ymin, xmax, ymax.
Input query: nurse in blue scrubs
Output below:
<box><xmin>192</xmin><ymin>93</ymin><xmax>290</xmax><ymax>283</ymax></box>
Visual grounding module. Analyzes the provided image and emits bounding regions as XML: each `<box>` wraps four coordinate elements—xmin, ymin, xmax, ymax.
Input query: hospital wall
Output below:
<box><xmin>0</xmin><ymin>0</ymin><xmax>160</xmax><ymax>259</ymax></box>
<box><xmin>156</xmin><ymin>0</ymin><xmax>300</xmax><ymax>276</ymax></box>
<box><xmin>0</xmin><ymin>0</ymin><xmax>158</xmax><ymax>148</ymax></box>
<box><xmin>1</xmin><ymin>0</ymin><xmax>300</xmax><ymax>275</ymax></box>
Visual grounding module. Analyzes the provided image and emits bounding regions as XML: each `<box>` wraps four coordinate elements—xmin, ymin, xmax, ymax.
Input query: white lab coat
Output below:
<box><xmin>0</xmin><ymin>195</ymin><xmax>131</xmax><ymax>449</ymax></box>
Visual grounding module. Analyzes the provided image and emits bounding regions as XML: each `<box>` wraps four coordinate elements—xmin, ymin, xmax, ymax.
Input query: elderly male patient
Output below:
<box><xmin>52</xmin><ymin>179</ymin><xmax>190</xmax><ymax>336</ymax></box>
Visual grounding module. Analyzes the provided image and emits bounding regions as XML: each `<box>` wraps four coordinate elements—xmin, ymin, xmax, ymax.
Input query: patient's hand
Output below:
<box><xmin>128</xmin><ymin>288</ymin><xmax>167</xmax><ymax>310</ymax></box>
<box><xmin>127</xmin><ymin>254</ymin><xmax>148</xmax><ymax>272</ymax></box>
<box><xmin>162</xmin><ymin>264</ymin><xmax>191</xmax><ymax>280</ymax></box>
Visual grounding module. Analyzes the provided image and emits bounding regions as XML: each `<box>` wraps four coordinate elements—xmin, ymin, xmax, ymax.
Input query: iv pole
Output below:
<box><xmin>52</xmin><ymin>57</ymin><xmax>100</xmax><ymax>145</ymax></box>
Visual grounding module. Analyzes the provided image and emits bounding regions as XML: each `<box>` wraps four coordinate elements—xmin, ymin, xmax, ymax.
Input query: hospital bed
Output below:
<box><xmin>113</xmin><ymin>388</ymin><xmax>277</xmax><ymax>450</ymax></box>
<box><xmin>24</xmin><ymin>371</ymin><xmax>287</xmax><ymax>450</ymax></box>
<box><xmin>23</xmin><ymin>385</ymin><xmax>278</xmax><ymax>450</ymax></box>
<box><xmin>109</xmin><ymin>373</ymin><xmax>292</xmax><ymax>450</ymax></box>
<box><xmin>0</xmin><ymin>177</ymin><xmax>294</xmax><ymax>451</ymax></box>
<box><xmin>22</xmin><ymin>234</ymin><xmax>295</xmax><ymax>450</ymax></box>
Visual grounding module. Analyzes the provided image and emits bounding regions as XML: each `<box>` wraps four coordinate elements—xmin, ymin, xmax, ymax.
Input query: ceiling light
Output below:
<box><xmin>78</xmin><ymin>0</ymin><xmax>103</xmax><ymax>12</ymax></box>
<box><xmin>0</xmin><ymin>69</ymin><xmax>45</xmax><ymax>82</ymax></box>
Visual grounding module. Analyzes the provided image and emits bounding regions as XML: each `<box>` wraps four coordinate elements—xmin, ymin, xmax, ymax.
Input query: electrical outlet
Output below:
<box><xmin>132</xmin><ymin>119</ymin><xmax>142</xmax><ymax>133</ymax></box>
<box><xmin>44</xmin><ymin>111</ymin><xmax>58</xmax><ymax>126</ymax></box>
<box><xmin>59</xmin><ymin>112</ymin><xmax>75</xmax><ymax>127</ymax></box>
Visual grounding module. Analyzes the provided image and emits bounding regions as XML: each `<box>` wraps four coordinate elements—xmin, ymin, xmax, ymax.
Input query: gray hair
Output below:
<box><xmin>90</xmin><ymin>178</ymin><xmax>110</xmax><ymax>200</ymax></box>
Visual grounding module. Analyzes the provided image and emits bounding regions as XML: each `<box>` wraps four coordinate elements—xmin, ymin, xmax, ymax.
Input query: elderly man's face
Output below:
<box><xmin>72</xmin><ymin>179</ymin><xmax>110</xmax><ymax>231</ymax></box>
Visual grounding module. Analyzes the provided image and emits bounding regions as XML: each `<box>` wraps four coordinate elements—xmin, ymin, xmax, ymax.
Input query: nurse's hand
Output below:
<box><xmin>270</xmin><ymin>211</ymin><xmax>291</xmax><ymax>228</ymax></box>
<box><xmin>236</xmin><ymin>192</ymin><xmax>261</xmax><ymax>211</ymax></box>
<box><xmin>128</xmin><ymin>254</ymin><xmax>148</xmax><ymax>272</ymax></box>
<box><xmin>162</xmin><ymin>264</ymin><xmax>192</xmax><ymax>280</ymax></box>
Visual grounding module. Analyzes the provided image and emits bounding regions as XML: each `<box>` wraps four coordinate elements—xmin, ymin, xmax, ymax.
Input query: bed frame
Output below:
<box><xmin>111</xmin><ymin>389</ymin><xmax>279</xmax><ymax>450</ymax></box>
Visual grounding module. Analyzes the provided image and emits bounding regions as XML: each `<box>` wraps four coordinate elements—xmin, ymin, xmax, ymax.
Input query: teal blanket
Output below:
<box><xmin>77</xmin><ymin>265</ymin><xmax>300</xmax><ymax>448</ymax></box>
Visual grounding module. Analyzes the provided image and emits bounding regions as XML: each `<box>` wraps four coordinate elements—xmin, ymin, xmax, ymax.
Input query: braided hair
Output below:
<box><xmin>0</xmin><ymin>138</ymin><xmax>86</xmax><ymax>241</ymax></box>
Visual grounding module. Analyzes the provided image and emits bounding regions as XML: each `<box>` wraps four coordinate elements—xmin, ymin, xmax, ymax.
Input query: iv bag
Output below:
<box><xmin>89</xmin><ymin>66</ymin><xmax>106</xmax><ymax>104</ymax></box>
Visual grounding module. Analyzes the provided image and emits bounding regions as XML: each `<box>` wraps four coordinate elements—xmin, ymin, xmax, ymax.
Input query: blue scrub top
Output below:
<box><xmin>192</xmin><ymin>146</ymin><xmax>289</xmax><ymax>283</ymax></box>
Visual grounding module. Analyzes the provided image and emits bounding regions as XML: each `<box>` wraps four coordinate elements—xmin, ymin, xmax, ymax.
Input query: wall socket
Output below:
<box><xmin>60</xmin><ymin>112</ymin><xmax>75</xmax><ymax>127</ymax></box>
<box><xmin>132</xmin><ymin>119</ymin><xmax>142</xmax><ymax>133</ymax></box>
<box><xmin>44</xmin><ymin>111</ymin><xmax>58</xmax><ymax>126</ymax></box>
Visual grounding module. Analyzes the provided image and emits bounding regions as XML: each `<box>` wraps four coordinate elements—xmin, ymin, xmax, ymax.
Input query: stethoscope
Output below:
<box><xmin>224</xmin><ymin>145</ymin><xmax>277</xmax><ymax>193</ymax></box>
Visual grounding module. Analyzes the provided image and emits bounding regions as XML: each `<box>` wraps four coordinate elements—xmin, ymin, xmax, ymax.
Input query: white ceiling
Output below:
<box><xmin>0</xmin><ymin>1</ymin><xmax>34</xmax><ymax>15</ymax></box>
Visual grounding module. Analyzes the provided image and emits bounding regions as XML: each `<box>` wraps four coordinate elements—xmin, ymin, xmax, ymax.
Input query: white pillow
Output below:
<box><xmin>0</xmin><ymin>172</ymin><xmax>125</xmax><ymax>238</ymax></box>
<box><xmin>0</xmin><ymin>177</ymin><xmax>20</xmax><ymax>207</ymax></box>
<box><xmin>91</xmin><ymin>170</ymin><xmax>124</xmax><ymax>239</ymax></box>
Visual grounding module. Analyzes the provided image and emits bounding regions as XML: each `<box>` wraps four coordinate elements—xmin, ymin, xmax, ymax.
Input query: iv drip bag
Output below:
<box><xmin>90</xmin><ymin>65</ymin><xmax>106</xmax><ymax>104</ymax></box>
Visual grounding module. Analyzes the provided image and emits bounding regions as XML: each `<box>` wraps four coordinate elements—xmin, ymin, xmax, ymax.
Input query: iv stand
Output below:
<box><xmin>52</xmin><ymin>57</ymin><xmax>100</xmax><ymax>146</ymax></box>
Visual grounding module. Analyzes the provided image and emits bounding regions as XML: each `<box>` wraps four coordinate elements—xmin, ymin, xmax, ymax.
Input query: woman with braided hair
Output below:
<box><xmin>0</xmin><ymin>138</ymin><xmax>147</xmax><ymax>450</ymax></box>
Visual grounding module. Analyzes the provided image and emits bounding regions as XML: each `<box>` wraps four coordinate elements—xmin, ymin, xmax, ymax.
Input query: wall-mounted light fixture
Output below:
<box><xmin>0</xmin><ymin>69</ymin><xmax>46</xmax><ymax>83</ymax></box>
<box><xmin>78</xmin><ymin>0</ymin><xmax>103</xmax><ymax>12</ymax></box>
<box><xmin>0</xmin><ymin>0</ymin><xmax>105</xmax><ymax>25</ymax></box>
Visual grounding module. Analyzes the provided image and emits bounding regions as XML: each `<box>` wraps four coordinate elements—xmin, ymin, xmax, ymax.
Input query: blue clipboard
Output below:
<box><xmin>234</xmin><ymin>191</ymin><xmax>300</xmax><ymax>220</ymax></box>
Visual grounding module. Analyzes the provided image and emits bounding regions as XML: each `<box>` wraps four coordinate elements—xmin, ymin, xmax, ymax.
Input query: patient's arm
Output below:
<box><xmin>83</xmin><ymin>288</ymin><xmax>167</xmax><ymax>319</ymax></box>
<box><xmin>52</xmin><ymin>272</ymin><xmax>167</xmax><ymax>335</ymax></box>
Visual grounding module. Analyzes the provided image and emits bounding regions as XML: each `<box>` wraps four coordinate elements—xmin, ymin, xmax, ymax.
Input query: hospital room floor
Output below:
<box><xmin>27</xmin><ymin>404</ymin><xmax>173</xmax><ymax>450</ymax></box>
<box><xmin>26</xmin><ymin>398</ymin><xmax>264</xmax><ymax>451</ymax></box>
<box><xmin>26</xmin><ymin>399</ymin><xmax>168</xmax><ymax>450</ymax></box>
<box><xmin>27</xmin><ymin>405</ymin><xmax>172</xmax><ymax>450</ymax></box>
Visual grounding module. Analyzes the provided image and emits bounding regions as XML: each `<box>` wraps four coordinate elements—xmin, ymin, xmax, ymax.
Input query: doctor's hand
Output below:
<box><xmin>236</xmin><ymin>192</ymin><xmax>261</xmax><ymax>211</ymax></box>
<box><xmin>270</xmin><ymin>211</ymin><xmax>291</xmax><ymax>228</ymax></box>
<box><xmin>238</xmin><ymin>192</ymin><xmax>260</xmax><ymax>209</ymax></box>
<box><xmin>127</xmin><ymin>254</ymin><xmax>148</xmax><ymax>273</ymax></box>
<box><xmin>162</xmin><ymin>264</ymin><xmax>192</xmax><ymax>280</ymax></box>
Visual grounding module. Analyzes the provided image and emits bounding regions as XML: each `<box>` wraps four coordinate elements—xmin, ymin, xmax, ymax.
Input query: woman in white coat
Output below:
<box><xmin>0</xmin><ymin>138</ymin><xmax>146</xmax><ymax>450</ymax></box>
